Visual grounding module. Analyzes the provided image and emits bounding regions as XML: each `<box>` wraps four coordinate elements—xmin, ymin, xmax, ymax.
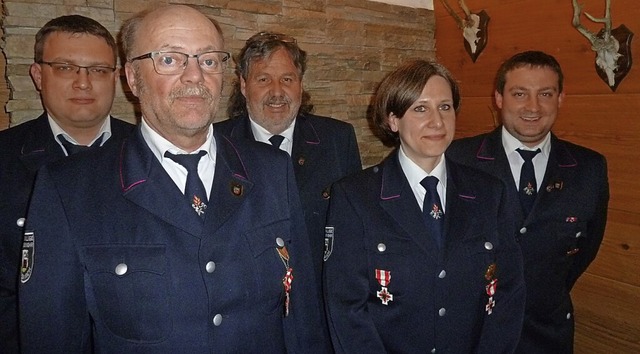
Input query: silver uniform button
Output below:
<box><xmin>519</xmin><ymin>227</ymin><xmax>527</xmax><ymax>234</ymax></box>
<box><xmin>438</xmin><ymin>270</ymin><xmax>446</xmax><ymax>279</ymax></box>
<box><xmin>115</xmin><ymin>263</ymin><xmax>128</xmax><ymax>276</ymax></box>
<box><xmin>213</xmin><ymin>314</ymin><xmax>223</xmax><ymax>326</ymax></box>
<box><xmin>377</xmin><ymin>243</ymin><xmax>386</xmax><ymax>252</ymax></box>
<box><xmin>16</xmin><ymin>218</ymin><xmax>25</xmax><ymax>227</ymax></box>
<box><xmin>566</xmin><ymin>312</ymin><xmax>571</xmax><ymax>320</ymax></box>
<box><xmin>484</xmin><ymin>242</ymin><xmax>493</xmax><ymax>250</ymax></box>
<box><xmin>276</xmin><ymin>237</ymin><xmax>285</xmax><ymax>248</ymax></box>
<box><xmin>438</xmin><ymin>308</ymin><xmax>446</xmax><ymax>316</ymax></box>
<box><xmin>431</xmin><ymin>349</ymin><xmax>436</xmax><ymax>353</ymax></box>
<box><xmin>575</xmin><ymin>231</ymin><xmax>582</xmax><ymax>238</ymax></box>
<box><xmin>205</xmin><ymin>261</ymin><xmax>216</xmax><ymax>273</ymax></box>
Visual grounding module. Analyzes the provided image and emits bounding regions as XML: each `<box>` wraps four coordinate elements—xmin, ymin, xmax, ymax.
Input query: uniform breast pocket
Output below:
<box><xmin>83</xmin><ymin>244</ymin><xmax>171</xmax><ymax>343</ymax></box>
<box><xmin>244</xmin><ymin>220</ymin><xmax>291</xmax><ymax>315</ymax></box>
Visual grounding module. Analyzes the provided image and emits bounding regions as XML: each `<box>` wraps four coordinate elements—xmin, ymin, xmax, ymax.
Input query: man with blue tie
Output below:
<box><xmin>0</xmin><ymin>15</ymin><xmax>133</xmax><ymax>353</ymax></box>
<box><xmin>19</xmin><ymin>5</ymin><xmax>329</xmax><ymax>353</ymax></box>
<box><xmin>215</xmin><ymin>32</ymin><xmax>362</xmax><ymax>277</ymax></box>
<box><xmin>447</xmin><ymin>50</ymin><xmax>609</xmax><ymax>353</ymax></box>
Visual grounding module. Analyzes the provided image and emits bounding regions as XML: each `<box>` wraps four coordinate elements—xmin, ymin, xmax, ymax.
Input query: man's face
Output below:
<box><xmin>388</xmin><ymin>75</ymin><xmax>456</xmax><ymax>173</ymax></box>
<box><xmin>30</xmin><ymin>32</ymin><xmax>117</xmax><ymax>132</ymax></box>
<box><xmin>125</xmin><ymin>6</ymin><xmax>225</xmax><ymax>151</ymax></box>
<box><xmin>241</xmin><ymin>47</ymin><xmax>302</xmax><ymax>134</ymax></box>
<box><xmin>496</xmin><ymin>66</ymin><xmax>564</xmax><ymax>147</ymax></box>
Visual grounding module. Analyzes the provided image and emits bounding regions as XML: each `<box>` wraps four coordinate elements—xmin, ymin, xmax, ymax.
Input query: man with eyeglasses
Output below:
<box><xmin>0</xmin><ymin>14</ymin><xmax>133</xmax><ymax>353</ymax></box>
<box><xmin>18</xmin><ymin>5</ymin><xmax>330</xmax><ymax>353</ymax></box>
<box><xmin>216</xmin><ymin>31</ymin><xmax>362</xmax><ymax>279</ymax></box>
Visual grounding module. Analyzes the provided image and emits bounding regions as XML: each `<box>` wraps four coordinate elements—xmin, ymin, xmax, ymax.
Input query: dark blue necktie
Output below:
<box><xmin>420</xmin><ymin>176</ymin><xmax>444</xmax><ymax>249</ymax></box>
<box><xmin>269</xmin><ymin>134</ymin><xmax>285</xmax><ymax>148</ymax></box>
<box><xmin>58</xmin><ymin>134</ymin><xmax>103</xmax><ymax>155</ymax></box>
<box><xmin>516</xmin><ymin>148</ymin><xmax>541</xmax><ymax>216</ymax></box>
<box><xmin>164</xmin><ymin>150</ymin><xmax>208</xmax><ymax>218</ymax></box>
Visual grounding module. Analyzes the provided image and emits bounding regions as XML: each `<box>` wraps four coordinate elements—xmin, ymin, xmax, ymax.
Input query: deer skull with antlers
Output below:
<box><xmin>440</xmin><ymin>0</ymin><xmax>490</xmax><ymax>62</ymax></box>
<box><xmin>572</xmin><ymin>0</ymin><xmax>633</xmax><ymax>91</ymax></box>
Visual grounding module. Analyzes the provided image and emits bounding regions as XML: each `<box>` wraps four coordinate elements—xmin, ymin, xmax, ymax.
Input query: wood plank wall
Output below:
<box><xmin>434</xmin><ymin>1</ymin><xmax>640</xmax><ymax>352</ymax></box>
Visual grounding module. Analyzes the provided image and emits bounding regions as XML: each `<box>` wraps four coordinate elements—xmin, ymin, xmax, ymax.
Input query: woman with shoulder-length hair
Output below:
<box><xmin>323</xmin><ymin>60</ymin><xmax>525</xmax><ymax>353</ymax></box>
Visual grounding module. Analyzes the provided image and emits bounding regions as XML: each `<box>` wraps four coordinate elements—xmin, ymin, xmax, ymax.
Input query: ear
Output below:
<box><xmin>240</xmin><ymin>76</ymin><xmax>247</xmax><ymax>97</ymax></box>
<box><xmin>388</xmin><ymin>113</ymin><xmax>399</xmax><ymax>133</ymax></box>
<box><xmin>124</xmin><ymin>62</ymin><xmax>139</xmax><ymax>97</ymax></box>
<box><xmin>30</xmin><ymin>63</ymin><xmax>43</xmax><ymax>91</ymax></box>
<box><xmin>494</xmin><ymin>90</ymin><xmax>503</xmax><ymax>109</ymax></box>
<box><xmin>113</xmin><ymin>67</ymin><xmax>121</xmax><ymax>86</ymax></box>
<box><xmin>557</xmin><ymin>91</ymin><xmax>565</xmax><ymax>108</ymax></box>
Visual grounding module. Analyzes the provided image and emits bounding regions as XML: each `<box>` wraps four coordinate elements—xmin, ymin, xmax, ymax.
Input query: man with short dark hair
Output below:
<box><xmin>0</xmin><ymin>15</ymin><xmax>133</xmax><ymax>353</ymax></box>
<box><xmin>447</xmin><ymin>50</ymin><xmax>609</xmax><ymax>353</ymax></box>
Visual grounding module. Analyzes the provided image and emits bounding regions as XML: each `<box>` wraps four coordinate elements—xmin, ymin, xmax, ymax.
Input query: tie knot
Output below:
<box><xmin>516</xmin><ymin>148</ymin><xmax>540</xmax><ymax>162</ymax></box>
<box><xmin>164</xmin><ymin>150</ymin><xmax>207</xmax><ymax>172</ymax></box>
<box><xmin>58</xmin><ymin>134</ymin><xmax>102</xmax><ymax>155</ymax></box>
<box><xmin>420</xmin><ymin>176</ymin><xmax>439</xmax><ymax>191</ymax></box>
<box><xmin>269</xmin><ymin>134</ymin><xmax>285</xmax><ymax>148</ymax></box>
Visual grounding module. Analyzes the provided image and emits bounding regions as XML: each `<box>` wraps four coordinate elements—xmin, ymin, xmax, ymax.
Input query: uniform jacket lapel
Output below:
<box><xmin>18</xmin><ymin>113</ymin><xmax>65</xmax><ymax>171</ymax></box>
<box><xmin>378</xmin><ymin>151</ymin><xmax>439</xmax><ymax>260</ymax></box>
<box><xmin>118</xmin><ymin>128</ymin><xmax>205</xmax><ymax>237</ymax></box>
<box><xmin>203</xmin><ymin>134</ymin><xmax>254</xmax><ymax>233</ymax></box>
<box><xmin>290</xmin><ymin>114</ymin><xmax>322</xmax><ymax>187</ymax></box>
<box><xmin>474</xmin><ymin>128</ymin><xmax>524</xmax><ymax>220</ymax></box>
<box><xmin>532</xmin><ymin>134</ymin><xmax>577</xmax><ymax>215</ymax></box>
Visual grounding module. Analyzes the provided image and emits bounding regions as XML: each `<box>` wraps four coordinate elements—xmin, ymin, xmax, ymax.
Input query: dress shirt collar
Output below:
<box><xmin>248</xmin><ymin>116</ymin><xmax>295</xmax><ymax>155</ymax></box>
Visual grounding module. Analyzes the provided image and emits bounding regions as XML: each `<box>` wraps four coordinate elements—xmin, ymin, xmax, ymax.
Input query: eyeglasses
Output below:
<box><xmin>39</xmin><ymin>62</ymin><xmax>116</xmax><ymax>80</ymax></box>
<box><xmin>248</xmin><ymin>32</ymin><xmax>297</xmax><ymax>44</ymax></box>
<box><xmin>129</xmin><ymin>51</ymin><xmax>231</xmax><ymax>75</ymax></box>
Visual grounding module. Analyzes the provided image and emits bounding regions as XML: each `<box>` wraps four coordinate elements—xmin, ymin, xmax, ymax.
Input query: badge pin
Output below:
<box><xmin>484</xmin><ymin>263</ymin><xmax>497</xmax><ymax>280</ymax></box>
<box><xmin>323</xmin><ymin>227</ymin><xmax>334</xmax><ymax>261</ymax></box>
<box><xmin>524</xmin><ymin>182</ymin><xmax>535</xmax><ymax>195</ymax></box>
<box><xmin>546</xmin><ymin>180</ymin><xmax>564</xmax><ymax>192</ymax></box>
<box><xmin>192</xmin><ymin>195</ymin><xmax>207</xmax><ymax>216</ymax></box>
<box><xmin>282</xmin><ymin>267</ymin><xmax>293</xmax><ymax>316</ymax></box>
<box><xmin>484</xmin><ymin>263</ymin><xmax>498</xmax><ymax>315</ymax></box>
<box><xmin>20</xmin><ymin>231</ymin><xmax>35</xmax><ymax>283</ymax></box>
<box><xmin>231</xmin><ymin>183</ymin><xmax>243</xmax><ymax>196</ymax></box>
<box><xmin>565</xmin><ymin>216</ymin><xmax>578</xmax><ymax>223</ymax></box>
<box><xmin>375</xmin><ymin>269</ymin><xmax>393</xmax><ymax>305</ymax></box>
<box><xmin>430</xmin><ymin>204</ymin><xmax>443</xmax><ymax>220</ymax></box>
<box><xmin>377</xmin><ymin>286</ymin><xmax>394</xmax><ymax>305</ymax></box>
<box><xmin>297</xmin><ymin>156</ymin><xmax>306</xmax><ymax>166</ymax></box>
<box><xmin>566</xmin><ymin>248</ymin><xmax>580</xmax><ymax>256</ymax></box>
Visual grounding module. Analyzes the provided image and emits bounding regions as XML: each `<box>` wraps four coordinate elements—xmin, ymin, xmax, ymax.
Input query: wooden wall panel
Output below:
<box><xmin>435</xmin><ymin>0</ymin><xmax>640</xmax><ymax>352</ymax></box>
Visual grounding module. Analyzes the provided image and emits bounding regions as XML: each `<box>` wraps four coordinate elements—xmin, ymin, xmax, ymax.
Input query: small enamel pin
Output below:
<box><xmin>430</xmin><ymin>204</ymin><xmax>443</xmax><ymax>220</ymax></box>
<box><xmin>231</xmin><ymin>182</ymin><xmax>243</xmax><ymax>197</ymax></box>
<box><xmin>375</xmin><ymin>269</ymin><xmax>393</xmax><ymax>305</ymax></box>
<box><xmin>191</xmin><ymin>195</ymin><xmax>207</xmax><ymax>216</ymax></box>
<box><xmin>523</xmin><ymin>182</ymin><xmax>535</xmax><ymax>196</ymax></box>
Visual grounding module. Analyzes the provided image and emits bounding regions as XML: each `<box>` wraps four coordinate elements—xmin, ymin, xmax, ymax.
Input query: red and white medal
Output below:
<box><xmin>375</xmin><ymin>269</ymin><xmax>394</xmax><ymax>305</ymax></box>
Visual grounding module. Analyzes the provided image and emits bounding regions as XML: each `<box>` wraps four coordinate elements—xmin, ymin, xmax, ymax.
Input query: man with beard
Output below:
<box><xmin>0</xmin><ymin>15</ymin><xmax>133</xmax><ymax>353</ymax></box>
<box><xmin>216</xmin><ymin>32</ymin><xmax>362</xmax><ymax>278</ymax></box>
<box><xmin>446</xmin><ymin>50</ymin><xmax>609</xmax><ymax>353</ymax></box>
<box><xmin>18</xmin><ymin>5</ymin><xmax>329</xmax><ymax>353</ymax></box>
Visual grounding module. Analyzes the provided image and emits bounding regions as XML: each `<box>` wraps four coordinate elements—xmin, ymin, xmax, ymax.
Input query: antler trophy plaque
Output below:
<box><xmin>441</xmin><ymin>0</ymin><xmax>490</xmax><ymax>63</ymax></box>
<box><xmin>572</xmin><ymin>0</ymin><xmax>633</xmax><ymax>91</ymax></box>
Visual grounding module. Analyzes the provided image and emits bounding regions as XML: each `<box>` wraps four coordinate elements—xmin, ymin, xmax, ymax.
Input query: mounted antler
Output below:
<box><xmin>441</xmin><ymin>0</ymin><xmax>471</xmax><ymax>29</ymax></box>
<box><xmin>571</xmin><ymin>0</ymin><xmax>626</xmax><ymax>89</ymax></box>
<box><xmin>572</xmin><ymin>0</ymin><xmax>613</xmax><ymax>45</ymax></box>
<box><xmin>440</xmin><ymin>0</ymin><xmax>490</xmax><ymax>62</ymax></box>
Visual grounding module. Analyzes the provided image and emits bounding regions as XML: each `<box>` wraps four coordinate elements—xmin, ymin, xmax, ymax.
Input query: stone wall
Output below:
<box><xmin>1</xmin><ymin>0</ymin><xmax>436</xmax><ymax>166</ymax></box>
